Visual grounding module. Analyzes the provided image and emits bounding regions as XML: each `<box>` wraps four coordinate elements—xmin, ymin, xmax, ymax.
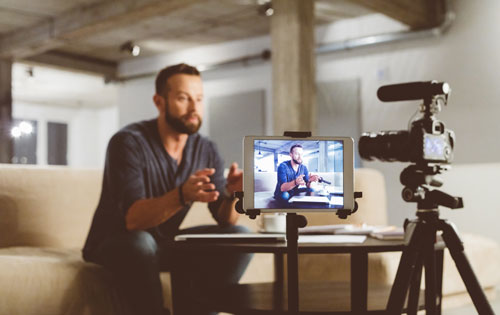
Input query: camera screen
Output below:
<box><xmin>253</xmin><ymin>139</ymin><xmax>344</xmax><ymax>209</ymax></box>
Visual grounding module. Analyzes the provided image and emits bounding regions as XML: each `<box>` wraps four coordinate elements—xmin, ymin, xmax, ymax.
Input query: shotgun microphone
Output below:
<box><xmin>377</xmin><ymin>81</ymin><xmax>450</xmax><ymax>102</ymax></box>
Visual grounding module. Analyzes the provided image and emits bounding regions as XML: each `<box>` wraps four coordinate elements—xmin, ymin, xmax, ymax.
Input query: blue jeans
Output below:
<box><xmin>85</xmin><ymin>225</ymin><xmax>252</xmax><ymax>315</ymax></box>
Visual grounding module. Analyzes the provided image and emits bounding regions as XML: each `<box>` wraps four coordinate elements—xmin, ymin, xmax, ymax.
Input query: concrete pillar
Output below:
<box><xmin>271</xmin><ymin>0</ymin><xmax>316</xmax><ymax>135</ymax></box>
<box><xmin>0</xmin><ymin>59</ymin><xmax>13</xmax><ymax>163</ymax></box>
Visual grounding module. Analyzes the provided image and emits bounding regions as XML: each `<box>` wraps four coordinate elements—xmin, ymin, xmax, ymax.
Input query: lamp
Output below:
<box><xmin>257</xmin><ymin>0</ymin><xmax>274</xmax><ymax>16</ymax></box>
<box><xmin>256</xmin><ymin>141</ymin><xmax>264</xmax><ymax>158</ymax></box>
<box><xmin>120</xmin><ymin>41</ymin><xmax>141</xmax><ymax>57</ymax></box>
<box><xmin>11</xmin><ymin>121</ymin><xmax>33</xmax><ymax>138</ymax></box>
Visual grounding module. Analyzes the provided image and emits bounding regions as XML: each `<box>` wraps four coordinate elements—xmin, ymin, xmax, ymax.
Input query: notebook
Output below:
<box><xmin>288</xmin><ymin>195</ymin><xmax>330</xmax><ymax>204</ymax></box>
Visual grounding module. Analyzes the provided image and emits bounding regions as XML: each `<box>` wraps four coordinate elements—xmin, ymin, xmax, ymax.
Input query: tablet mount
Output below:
<box><xmin>234</xmin><ymin>131</ymin><xmax>362</xmax><ymax>314</ymax></box>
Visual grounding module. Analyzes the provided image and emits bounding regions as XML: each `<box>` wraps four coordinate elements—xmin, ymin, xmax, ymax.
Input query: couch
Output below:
<box><xmin>0</xmin><ymin>163</ymin><xmax>499</xmax><ymax>314</ymax></box>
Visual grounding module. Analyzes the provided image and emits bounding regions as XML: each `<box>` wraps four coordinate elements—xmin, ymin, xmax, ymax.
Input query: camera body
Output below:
<box><xmin>359</xmin><ymin>81</ymin><xmax>454</xmax><ymax>164</ymax></box>
<box><xmin>359</xmin><ymin>116</ymin><xmax>455</xmax><ymax>164</ymax></box>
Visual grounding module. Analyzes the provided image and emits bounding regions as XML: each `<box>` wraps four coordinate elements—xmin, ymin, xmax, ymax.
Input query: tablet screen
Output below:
<box><xmin>251</xmin><ymin>139</ymin><xmax>346</xmax><ymax>210</ymax></box>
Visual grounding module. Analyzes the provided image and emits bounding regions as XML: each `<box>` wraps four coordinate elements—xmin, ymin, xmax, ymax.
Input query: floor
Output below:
<box><xmin>445</xmin><ymin>290</ymin><xmax>500</xmax><ymax>314</ymax></box>
<box><xmin>219</xmin><ymin>289</ymin><xmax>500</xmax><ymax>314</ymax></box>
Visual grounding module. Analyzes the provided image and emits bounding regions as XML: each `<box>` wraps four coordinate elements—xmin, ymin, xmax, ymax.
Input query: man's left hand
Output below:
<box><xmin>309</xmin><ymin>174</ymin><xmax>320</xmax><ymax>183</ymax></box>
<box><xmin>226</xmin><ymin>162</ymin><xmax>243</xmax><ymax>195</ymax></box>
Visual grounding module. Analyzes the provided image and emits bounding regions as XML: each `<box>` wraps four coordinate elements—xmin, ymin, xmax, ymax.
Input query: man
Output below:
<box><xmin>82</xmin><ymin>63</ymin><xmax>251</xmax><ymax>315</ymax></box>
<box><xmin>274</xmin><ymin>144</ymin><xmax>320</xmax><ymax>203</ymax></box>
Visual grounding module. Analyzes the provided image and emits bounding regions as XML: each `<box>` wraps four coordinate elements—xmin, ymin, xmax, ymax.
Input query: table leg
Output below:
<box><xmin>351</xmin><ymin>252</ymin><xmax>368</xmax><ymax>314</ymax></box>
<box><xmin>170</xmin><ymin>259</ymin><xmax>183</xmax><ymax>315</ymax></box>
<box><xmin>274</xmin><ymin>253</ymin><xmax>285</xmax><ymax>310</ymax></box>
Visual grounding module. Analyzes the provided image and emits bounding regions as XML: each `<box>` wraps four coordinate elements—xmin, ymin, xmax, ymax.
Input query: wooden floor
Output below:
<box><xmin>199</xmin><ymin>281</ymin><xmax>425</xmax><ymax>314</ymax></box>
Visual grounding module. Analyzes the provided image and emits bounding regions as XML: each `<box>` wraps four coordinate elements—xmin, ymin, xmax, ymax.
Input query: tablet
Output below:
<box><xmin>243</xmin><ymin>136</ymin><xmax>354</xmax><ymax>213</ymax></box>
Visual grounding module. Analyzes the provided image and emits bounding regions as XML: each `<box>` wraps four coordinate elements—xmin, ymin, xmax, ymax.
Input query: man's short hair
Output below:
<box><xmin>290</xmin><ymin>144</ymin><xmax>303</xmax><ymax>153</ymax></box>
<box><xmin>155</xmin><ymin>63</ymin><xmax>200</xmax><ymax>95</ymax></box>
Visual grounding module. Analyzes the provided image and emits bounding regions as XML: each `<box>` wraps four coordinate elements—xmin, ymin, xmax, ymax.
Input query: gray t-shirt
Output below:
<box><xmin>83</xmin><ymin>119</ymin><xmax>225</xmax><ymax>257</ymax></box>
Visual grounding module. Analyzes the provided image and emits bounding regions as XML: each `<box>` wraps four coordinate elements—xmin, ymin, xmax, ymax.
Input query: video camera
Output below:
<box><xmin>359</xmin><ymin>81</ymin><xmax>462</xmax><ymax>209</ymax></box>
<box><xmin>359</xmin><ymin>81</ymin><xmax>455</xmax><ymax>164</ymax></box>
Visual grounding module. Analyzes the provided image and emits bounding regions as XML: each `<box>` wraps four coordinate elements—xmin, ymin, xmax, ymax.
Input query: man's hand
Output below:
<box><xmin>226</xmin><ymin>162</ymin><xmax>243</xmax><ymax>195</ymax></box>
<box><xmin>309</xmin><ymin>174</ymin><xmax>320</xmax><ymax>183</ymax></box>
<box><xmin>295</xmin><ymin>174</ymin><xmax>306</xmax><ymax>186</ymax></box>
<box><xmin>182</xmin><ymin>168</ymin><xmax>219</xmax><ymax>203</ymax></box>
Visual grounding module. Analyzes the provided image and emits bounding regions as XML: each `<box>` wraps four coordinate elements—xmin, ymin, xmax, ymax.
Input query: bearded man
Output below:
<box><xmin>83</xmin><ymin>63</ymin><xmax>251</xmax><ymax>315</ymax></box>
<box><xmin>274</xmin><ymin>144</ymin><xmax>320</xmax><ymax>204</ymax></box>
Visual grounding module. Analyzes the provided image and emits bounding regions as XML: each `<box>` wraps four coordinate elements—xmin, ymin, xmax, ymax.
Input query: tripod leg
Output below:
<box><xmin>439</xmin><ymin>220</ymin><xmax>495</xmax><ymax>315</ymax></box>
<box><xmin>386</xmin><ymin>221</ymin><xmax>426</xmax><ymax>315</ymax></box>
<box><xmin>423</xmin><ymin>231</ymin><xmax>437</xmax><ymax>315</ymax></box>
<box><xmin>407</xmin><ymin>255</ymin><xmax>424</xmax><ymax>315</ymax></box>
<box><xmin>435</xmin><ymin>249</ymin><xmax>444</xmax><ymax>315</ymax></box>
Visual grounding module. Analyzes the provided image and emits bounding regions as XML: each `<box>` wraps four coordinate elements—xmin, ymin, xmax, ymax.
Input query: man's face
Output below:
<box><xmin>290</xmin><ymin>147</ymin><xmax>303</xmax><ymax>165</ymax></box>
<box><xmin>161</xmin><ymin>74</ymin><xmax>204</xmax><ymax>135</ymax></box>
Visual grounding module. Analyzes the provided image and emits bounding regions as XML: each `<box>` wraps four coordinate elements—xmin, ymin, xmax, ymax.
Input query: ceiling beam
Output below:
<box><xmin>351</xmin><ymin>0</ymin><xmax>446</xmax><ymax>30</ymax></box>
<box><xmin>24</xmin><ymin>51</ymin><xmax>118</xmax><ymax>81</ymax></box>
<box><xmin>0</xmin><ymin>0</ymin><xmax>203</xmax><ymax>59</ymax></box>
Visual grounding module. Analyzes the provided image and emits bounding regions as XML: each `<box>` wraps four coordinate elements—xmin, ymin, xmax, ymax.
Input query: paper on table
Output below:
<box><xmin>298</xmin><ymin>235</ymin><xmax>366</xmax><ymax>244</ymax></box>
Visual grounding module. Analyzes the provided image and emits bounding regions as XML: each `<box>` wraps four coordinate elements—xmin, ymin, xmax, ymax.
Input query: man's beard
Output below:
<box><xmin>292</xmin><ymin>158</ymin><xmax>302</xmax><ymax>165</ymax></box>
<box><xmin>164</xmin><ymin>105</ymin><xmax>202</xmax><ymax>135</ymax></box>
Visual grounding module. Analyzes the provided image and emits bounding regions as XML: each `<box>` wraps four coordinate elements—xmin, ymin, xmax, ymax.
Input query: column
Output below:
<box><xmin>0</xmin><ymin>59</ymin><xmax>13</xmax><ymax>163</ymax></box>
<box><xmin>271</xmin><ymin>0</ymin><xmax>316</xmax><ymax>134</ymax></box>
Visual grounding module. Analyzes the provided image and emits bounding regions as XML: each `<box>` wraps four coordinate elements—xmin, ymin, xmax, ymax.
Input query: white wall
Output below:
<box><xmin>117</xmin><ymin>0</ymin><xmax>500</xmax><ymax>242</ymax></box>
<box><xmin>117</xmin><ymin>77</ymin><xmax>157</xmax><ymax>128</ymax></box>
<box><xmin>12</xmin><ymin>63</ymin><xmax>119</xmax><ymax>169</ymax></box>
<box><xmin>13</xmin><ymin>101</ymin><xmax>118</xmax><ymax>168</ymax></box>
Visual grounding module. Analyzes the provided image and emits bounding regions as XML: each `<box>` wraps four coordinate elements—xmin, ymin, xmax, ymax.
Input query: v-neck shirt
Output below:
<box><xmin>83</xmin><ymin>119</ymin><xmax>225</xmax><ymax>256</ymax></box>
<box><xmin>274</xmin><ymin>160</ymin><xmax>310</xmax><ymax>198</ymax></box>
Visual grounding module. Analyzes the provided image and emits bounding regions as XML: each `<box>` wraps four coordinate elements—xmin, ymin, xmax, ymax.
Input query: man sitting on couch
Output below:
<box><xmin>82</xmin><ymin>63</ymin><xmax>251</xmax><ymax>315</ymax></box>
<box><xmin>274</xmin><ymin>144</ymin><xmax>320</xmax><ymax>205</ymax></box>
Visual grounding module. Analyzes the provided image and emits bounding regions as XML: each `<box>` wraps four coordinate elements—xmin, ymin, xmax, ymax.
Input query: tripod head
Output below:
<box><xmin>400</xmin><ymin>163</ymin><xmax>463</xmax><ymax>210</ymax></box>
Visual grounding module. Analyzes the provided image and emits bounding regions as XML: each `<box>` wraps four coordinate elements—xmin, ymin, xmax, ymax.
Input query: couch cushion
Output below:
<box><xmin>0</xmin><ymin>247</ymin><xmax>117</xmax><ymax>315</ymax></box>
<box><xmin>0</xmin><ymin>164</ymin><xmax>102</xmax><ymax>248</ymax></box>
<box><xmin>0</xmin><ymin>247</ymin><xmax>173</xmax><ymax>315</ymax></box>
<box><xmin>0</xmin><ymin>247</ymin><xmax>171</xmax><ymax>315</ymax></box>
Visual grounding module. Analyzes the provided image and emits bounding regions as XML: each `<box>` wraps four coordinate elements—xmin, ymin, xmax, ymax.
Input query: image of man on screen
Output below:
<box><xmin>273</xmin><ymin>144</ymin><xmax>320</xmax><ymax>204</ymax></box>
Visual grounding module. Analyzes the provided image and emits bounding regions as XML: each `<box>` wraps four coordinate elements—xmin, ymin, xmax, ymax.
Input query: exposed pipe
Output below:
<box><xmin>316</xmin><ymin>12</ymin><xmax>455</xmax><ymax>55</ymax></box>
<box><xmin>118</xmin><ymin>12</ymin><xmax>455</xmax><ymax>82</ymax></box>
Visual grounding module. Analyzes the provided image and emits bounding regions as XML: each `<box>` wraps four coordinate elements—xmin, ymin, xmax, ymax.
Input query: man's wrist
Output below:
<box><xmin>178</xmin><ymin>184</ymin><xmax>192</xmax><ymax>207</ymax></box>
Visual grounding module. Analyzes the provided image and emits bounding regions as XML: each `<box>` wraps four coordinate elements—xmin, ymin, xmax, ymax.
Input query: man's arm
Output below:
<box><xmin>215</xmin><ymin>198</ymin><xmax>239</xmax><ymax>226</ymax></box>
<box><xmin>280</xmin><ymin>176</ymin><xmax>303</xmax><ymax>192</ymax></box>
<box><xmin>125</xmin><ymin>188</ymin><xmax>184</xmax><ymax>231</ymax></box>
<box><xmin>126</xmin><ymin>168</ymin><xmax>219</xmax><ymax>231</ymax></box>
<box><xmin>214</xmin><ymin>163</ymin><xmax>241</xmax><ymax>226</ymax></box>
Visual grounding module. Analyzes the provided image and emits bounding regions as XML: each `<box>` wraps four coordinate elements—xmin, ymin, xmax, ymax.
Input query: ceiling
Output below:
<box><xmin>0</xmin><ymin>0</ymin><xmax>446</xmax><ymax>80</ymax></box>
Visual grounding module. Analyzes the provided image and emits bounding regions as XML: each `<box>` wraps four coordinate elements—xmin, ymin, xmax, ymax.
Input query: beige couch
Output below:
<box><xmin>0</xmin><ymin>164</ymin><xmax>499</xmax><ymax>315</ymax></box>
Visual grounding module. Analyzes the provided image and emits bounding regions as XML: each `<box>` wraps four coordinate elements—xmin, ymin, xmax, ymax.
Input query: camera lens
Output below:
<box><xmin>359</xmin><ymin>131</ymin><xmax>411</xmax><ymax>162</ymax></box>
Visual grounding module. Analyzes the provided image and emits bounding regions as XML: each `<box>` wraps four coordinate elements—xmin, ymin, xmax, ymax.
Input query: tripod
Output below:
<box><xmin>386</xmin><ymin>165</ymin><xmax>495</xmax><ymax>315</ymax></box>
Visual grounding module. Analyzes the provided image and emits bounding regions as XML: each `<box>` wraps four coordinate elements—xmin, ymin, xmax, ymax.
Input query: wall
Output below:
<box><xmin>117</xmin><ymin>0</ymin><xmax>500</xmax><ymax>242</ymax></box>
<box><xmin>12</xmin><ymin>63</ymin><xmax>119</xmax><ymax>169</ymax></box>
<box><xmin>13</xmin><ymin>101</ymin><xmax>118</xmax><ymax>168</ymax></box>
